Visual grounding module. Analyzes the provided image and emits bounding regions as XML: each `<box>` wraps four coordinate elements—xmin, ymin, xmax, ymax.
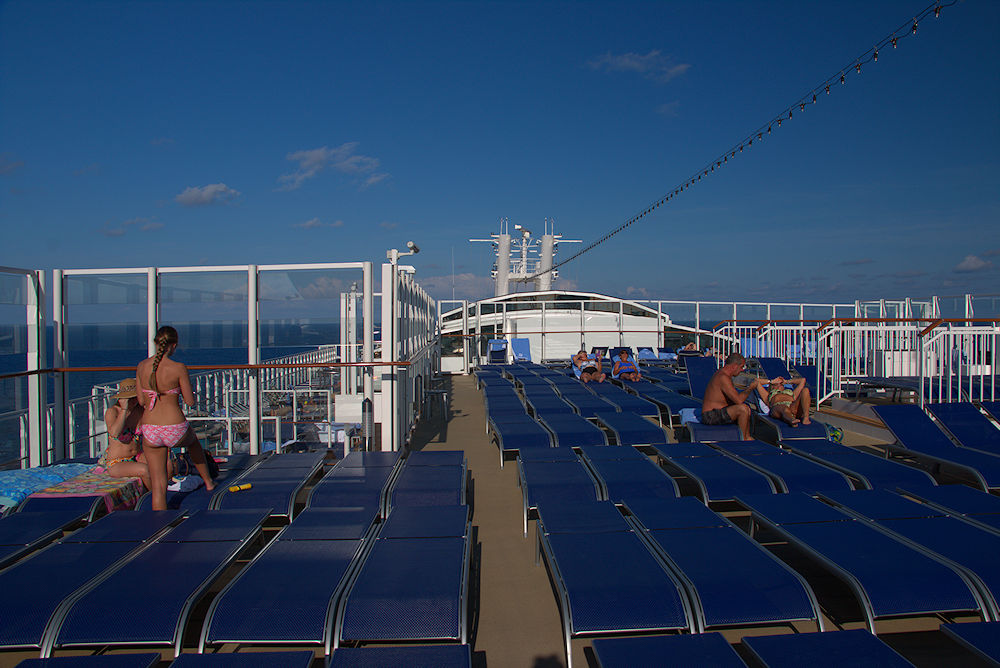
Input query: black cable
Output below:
<box><xmin>536</xmin><ymin>1</ymin><xmax>956</xmax><ymax>278</ymax></box>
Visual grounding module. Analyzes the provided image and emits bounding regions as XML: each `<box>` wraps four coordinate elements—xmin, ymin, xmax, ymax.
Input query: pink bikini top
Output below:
<box><xmin>143</xmin><ymin>387</ymin><xmax>180</xmax><ymax>410</ymax></box>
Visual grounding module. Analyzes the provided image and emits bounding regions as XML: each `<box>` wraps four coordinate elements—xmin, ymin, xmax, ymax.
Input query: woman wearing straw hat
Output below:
<box><xmin>98</xmin><ymin>377</ymin><xmax>150</xmax><ymax>490</ymax></box>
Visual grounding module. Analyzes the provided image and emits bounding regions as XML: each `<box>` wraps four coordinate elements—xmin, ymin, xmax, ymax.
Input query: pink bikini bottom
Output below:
<box><xmin>141</xmin><ymin>422</ymin><xmax>189</xmax><ymax>448</ymax></box>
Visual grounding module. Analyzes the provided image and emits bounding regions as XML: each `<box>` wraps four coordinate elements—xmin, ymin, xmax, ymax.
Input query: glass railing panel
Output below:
<box><xmin>0</xmin><ymin>272</ymin><xmax>28</xmax><ymax>468</ymax></box>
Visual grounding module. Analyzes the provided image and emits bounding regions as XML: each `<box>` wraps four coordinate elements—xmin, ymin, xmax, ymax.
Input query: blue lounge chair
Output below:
<box><xmin>335</xmin><ymin>506</ymin><xmax>471</xmax><ymax>648</ymax></box>
<box><xmin>328</xmin><ymin>645</ymin><xmax>472</xmax><ymax>668</ymax></box>
<box><xmin>579</xmin><ymin>451</ymin><xmax>680</xmax><ymax>504</ymax></box>
<box><xmin>535</xmin><ymin>412</ymin><xmax>608</xmax><ymax>447</ymax></box>
<box><xmin>552</xmin><ymin>388</ymin><xmax>619</xmax><ymax>418</ymax></box>
<box><xmin>820</xmin><ymin>489</ymin><xmax>1000</xmax><ymax>619</ymax></box>
<box><xmin>586</xmin><ymin>382</ymin><xmax>660</xmax><ymax>420</ymax></box>
<box><xmin>742</xmin><ymin>628</ymin><xmax>915</xmax><ymax>668</ymax></box>
<box><xmin>711</xmin><ymin>440</ymin><xmax>854</xmax><ymax>493</ymax></box>
<box><xmin>171</xmin><ymin>652</ymin><xmax>316</xmax><ymax>667</ymax></box>
<box><xmin>941</xmin><ymin>621</ymin><xmax>1000</xmax><ymax>666</ymax></box>
<box><xmin>874</xmin><ymin>404</ymin><xmax>1000</xmax><ymax>490</ymax></box>
<box><xmin>510</xmin><ymin>337</ymin><xmax>532</xmax><ymax>362</ymax></box>
<box><xmin>651</xmin><ymin>442</ymin><xmax>777</xmax><ymax>502</ymax></box>
<box><xmin>0</xmin><ymin>507</ymin><xmax>91</xmax><ymax>570</ymax></box>
<box><xmin>387</xmin><ymin>463</ymin><xmax>467</xmax><ymax>513</ymax></box>
<box><xmin>781</xmin><ymin>439</ymin><xmax>938</xmax><ymax>490</ymax></box>
<box><xmin>927</xmin><ymin>402</ymin><xmax>1000</xmax><ymax>455</ymax></box>
<box><xmin>736</xmin><ymin>492</ymin><xmax>987</xmax><ymax>631</ymax></box>
<box><xmin>487</xmin><ymin>412</ymin><xmax>555</xmax><ymax>466</ymax></box>
<box><xmin>623</xmin><ymin>380</ymin><xmax>701</xmax><ymax>428</ymax></box>
<box><xmin>898</xmin><ymin>484</ymin><xmax>1000</xmax><ymax>532</ymax></box>
<box><xmin>592</xmin><ymin>411</ymin><xmax>668</xmax><ymax>446</ymax></box>
<box><xmin>592</xmin><ymin>633</ymin><xmax>744</xmax><ymax>667</ymax></box>
<box><xmin>1</xmin><ymin>515</ymin><xmax>169</xmax><ymax>650</ymax></box>
<box><xmin>624</xmin><ymin>496</ymin><xmax>823</xmax><ymax>633</ymax></box>
<box><xmin>213</xmin><ymin>452</ymin><xmax>326</xmax><ymax>519</ymax></box>
<box><xmin>201</xmin><ymin>508</ymin><xmax>375</xmax><ymax>654</ymax></box>
<box><xmin>43</xmin><ymin>510</ymin><xmax>270</xmax><ymax>658</ymax></box>
<box><xmin>518</xmin><ymin>459</ymin><xmax>601</xmax><ymax>535</ymax></box>
<box><xmin>486</xmin><ymin>338</ymin><xmax>508</xmax><ymax>364</ymax></box>
<box><xmin>16</xmin><ymin>656</ymin><xmax>161</xmax><ymax>668</ymax></box>
<box><xmin>532</xmin><ymin>500</ymin><xmax>694</xmax><ymax>667</ymax></box>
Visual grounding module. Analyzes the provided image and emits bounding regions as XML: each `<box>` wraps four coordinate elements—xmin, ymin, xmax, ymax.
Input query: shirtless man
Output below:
<box><xmin>700</xmin><ymin>352</ymin><xmax>765</xmax><ymax>440</ymax></box>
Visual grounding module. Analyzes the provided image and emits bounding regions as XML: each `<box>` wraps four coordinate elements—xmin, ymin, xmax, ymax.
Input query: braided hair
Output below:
<box><xmin>149</xmin><ymin>326</ymin><xmax>179</xmax><ymax>395</ymax></box>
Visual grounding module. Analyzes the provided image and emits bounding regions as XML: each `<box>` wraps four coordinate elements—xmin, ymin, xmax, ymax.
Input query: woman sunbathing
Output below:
<box><xmin>98</xmin><ymin>378</ymin><xmax>151</xmax><ymax>490</ymax></box>
<box><xmin>759</xmin><ymin>376</ymin><xmax>812</xmax><ymax>427</ymax></box>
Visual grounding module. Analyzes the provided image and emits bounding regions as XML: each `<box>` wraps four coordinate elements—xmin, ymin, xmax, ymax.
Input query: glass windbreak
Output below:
<box><xmin>156</xmin><ymin>271</ymin><xmax>247</xmax><ymax>453</ymax></box>
<box><xmin>971</xmin><ymin>294</ymin><xmax>1000</xmax><ymax>319</ymax></box>
<box><xmin>257</xmin><ymin>269</ymin><xmax>361</xmax><ymax>449</ymax></box>
<box><xmin>768</xmin><ymin>305</ymin><xmax>802</xmax><ymax>323</ymax></box>
<box><xmin>697</xmin><ymin>303</ymin><xmax>735</xmax><ymax>331</ymax></box>
<box><xmin>0</xmin><ymin>273</ymin><xmax>28</xmax><ymax>468</ymax></box>
<box><xmin>63</xmin><ymin>273</ymin><xmax>149</xmax><ymax>458</ymax></box>
<box><xmin>660</xmin><ymin>302</ymin><xmax>696</xmax><ymax>331</ymax></box>
<box><xmin>734</xmin><ymin>304</ymin><xmax>767</xmax><ymax>324</ymax></box>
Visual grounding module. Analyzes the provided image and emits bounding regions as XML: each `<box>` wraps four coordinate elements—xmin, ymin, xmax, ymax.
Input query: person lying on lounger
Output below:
<box><xmin>701</xmin><ymin>352</ymin><xmax>764</xmax><ymax>441</ymax></box>
<box><xmin>757</xmin><ymin>376</ymin><xmax>812</xmax><ymax>427</ymax></box>
<box><xmin>573</xmin><ymin>349</ymin><xmax>606</xmax><ymax>383</ymax></box>
<box><xmin>612</xmin><ymin>350</ymin><xmax>642</xmax><ymax>381</ymax></box>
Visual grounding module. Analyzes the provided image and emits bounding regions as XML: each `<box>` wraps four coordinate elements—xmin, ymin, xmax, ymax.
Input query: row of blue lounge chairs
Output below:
<box><xmin>529</xmin><ymin>479</ymin><xmax>1000</xmax><ymax>666</ymax></box>
<box><xmin>0</xmin><ymin>448</ymin><xmax>474</xmax><ymax>665</ymax></box>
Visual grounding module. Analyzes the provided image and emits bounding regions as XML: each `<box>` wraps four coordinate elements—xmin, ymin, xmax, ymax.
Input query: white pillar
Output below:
<box><xmin>380</xmin><ymin>262</ymin><xmax>396</xmax><ymax>451</ymax></box>
<box><xmin>26</xmin><ymin>270</ymin><xmax>47</xmax><ymax>467</ymax></box>
<box><xmin>52</xmin><ymin>270</ymin><xmax>67</xmax><ymax>462</ymax></box>
<box><xmin>247</xmin><ymin>265</ymin><xmax>260</xmax><ymax>455</ymax></box>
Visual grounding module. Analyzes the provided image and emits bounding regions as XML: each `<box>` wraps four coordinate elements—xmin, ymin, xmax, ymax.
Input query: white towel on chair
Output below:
<box><xmin>167</xmin><ymin>475</ymin><xmax>204</xmax><ymax>492</ymax></box>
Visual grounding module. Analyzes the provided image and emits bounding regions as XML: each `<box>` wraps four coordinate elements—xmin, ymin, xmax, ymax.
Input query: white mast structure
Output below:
<box><xmin>470</xmin><ymin>219</ymin><xmax>580</xmax><ymax>297</ymax></box>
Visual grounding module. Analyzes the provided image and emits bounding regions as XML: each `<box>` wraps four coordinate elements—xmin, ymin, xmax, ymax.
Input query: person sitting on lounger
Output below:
<box><xmin>97</xmin><ymin>378</ymin><xmax>151</xmax><ymax>490</ymax></box>
<box><xmin>573</xmin><ymin>349</ymin><xmax>606</xmax><ymax>383</ymax></box>
<box><xmin>758</xmin><ymin>376</ymin><xmax>812</xmax><ymax>427</ymax></box>
<box><xmin>701</xmin><ymin>352</ymin><xmax>765</xmax><ymax>441</ymax></box>
<box><xmin>612</xmin><ymin>350</ymin><xmax>642</xmax><ymax>381</ymax></box>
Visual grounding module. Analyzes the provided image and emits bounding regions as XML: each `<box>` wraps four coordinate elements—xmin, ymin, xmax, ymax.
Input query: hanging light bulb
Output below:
<box><xmin>911</xmin><ymin>19</ymin><xmax>917</xmax><ymax>34</ymax></box>
<box><xmin>825</xmin><ymin>85</ymin><xmax>830</xmax><ymax>95</ymax></box>
<box><xmin>800</xmin><ymin>102</ymin><xmax>805</xmax><ymax>112</ymax></box>
<box><xmin>840</xmin><ymin>73</ymin><xmax>846</xmax><ymax>85</ymax></box>
<box><xmin>788</xmin><ymin>110</ymin><xmax>793</xmax><ymax>119</ymax></box>
<box><xmin>767</xmin><ymin>126</ymin><xmax>772</xmax><ymax>134</ymax></box>
<box><xmin>892</xmin><ymin>36</ymin><xmax>898</xmax><ymax>48</ymax></box>
<box><xmin>812</xmin><ymin>93</ymin><xmax>817</xmax><ymax>103</ymax></box>
<box><xmin>934</xmin><ymin>5</ymin><xmax>941</xmax><ymax>18</ymax></box>
<box><xmin>855</xmin><ymin>62</ymin><xmax>861</xmax><ymax>74</ymax></box>
<box><xmin>777</xmin><ymin>118</ymin><xmax>782</xmax><ymax>127</ymax></box>
<box><xmin>757</xmin><ymin>132</ymin><xmax>762</xmax><ymax>140</ymax></box>
<box><xmin>873</xmin><ymin>48</ymin><xmax>878</xmax><ymax>62</ymax></box>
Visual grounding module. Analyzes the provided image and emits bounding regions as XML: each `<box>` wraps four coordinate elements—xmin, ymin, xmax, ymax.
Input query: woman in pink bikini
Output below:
<box><xmin>136</xmin><ymin>326</ymin><xmax>216</xmax><ymax>510</ymax></box>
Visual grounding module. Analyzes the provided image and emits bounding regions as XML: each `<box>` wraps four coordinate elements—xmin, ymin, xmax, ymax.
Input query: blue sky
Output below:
<box><xmin>1</xmin><ymin>0</ymin><xmax>998</xmax><ymax>305</ymax></box>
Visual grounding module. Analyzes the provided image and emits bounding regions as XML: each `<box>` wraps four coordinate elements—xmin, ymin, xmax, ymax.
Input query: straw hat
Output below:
<box><xmin>112</xmin><ymin>378</ymin><xmax>137</xmax><ymax>400</ymax></box>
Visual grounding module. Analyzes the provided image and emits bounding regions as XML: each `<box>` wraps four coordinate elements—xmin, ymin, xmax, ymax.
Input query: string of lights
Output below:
<box><xmin>536</xmin><ymin>1</ymin><xmax>956</xmax><ymax>278</ymax></box>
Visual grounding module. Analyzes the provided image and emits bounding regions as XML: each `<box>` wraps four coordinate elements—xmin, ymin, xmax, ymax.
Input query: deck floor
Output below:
<box><xmin>408</xmin><ymin>374</ymin><xmax>994</xmax><ymax>668</ymax></box>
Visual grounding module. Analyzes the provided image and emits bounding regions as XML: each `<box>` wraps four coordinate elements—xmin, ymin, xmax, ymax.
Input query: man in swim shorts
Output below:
<box><xmin>700</xmin><ymin>352</ymin><xmax>764</xmax><ymax>440</ymax></box>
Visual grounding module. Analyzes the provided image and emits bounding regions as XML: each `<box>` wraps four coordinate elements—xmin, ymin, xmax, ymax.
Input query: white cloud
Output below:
<box><xmin>294</xmin><ymin>218</ymin><xmax>345</xmax><ymax>229</ymax></box>
<box><xmin>0</xmin><ymin>153</ymin><xmax>24</xmax><ymax>175</ymax></box>
<box><xmin>151</xmin><ymin>137</ymin><xmax>175</xmax><ymax>146</ymax></box>
<box><xmin>174</xmin><ymin>183</ymin><xmax>240</xmax><ymax>206</ymax></box>
<box><xmin>101</xmin><ymin>217</ymin><xmax>163</xmax><ymax>236</ymax></box>
<box><xmin>380</xmin><ymin>221</ymin><xmax>398</xmax><ymax>229</ymax></box>
<box><xmin>277</xmin><ymin>142</ymin><xmax>388</xmax><ymax>191</ymax></box>
<box><xmin>954</xmin><ymin>255</ymin><xmax>993</xmax><ymax>273</ymax></box>
<box><xmin>839</xmin><ymin>258</ymin><xmax>873</xmax><ymax>266</ymax></box>
<box><xmin>589</xmin><ymin>50</ymin><xmax>691</xmax><ymax>83</ymax></box>
<box><xmin>656</xmin><ymin>102</ymin><xmax>680</xmax><ymax>117</ymax></box>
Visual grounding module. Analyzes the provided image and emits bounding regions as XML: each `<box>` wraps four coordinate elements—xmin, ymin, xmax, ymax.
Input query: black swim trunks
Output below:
<box><xmin>582</xmin><ymin>366</ymin><xmax>598</xmax><ymax>374</ymax></box>
<box><xmin>700</xmin><ymin>408</ymin><xmax>735</xmax><ymax>425</ymax></box>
